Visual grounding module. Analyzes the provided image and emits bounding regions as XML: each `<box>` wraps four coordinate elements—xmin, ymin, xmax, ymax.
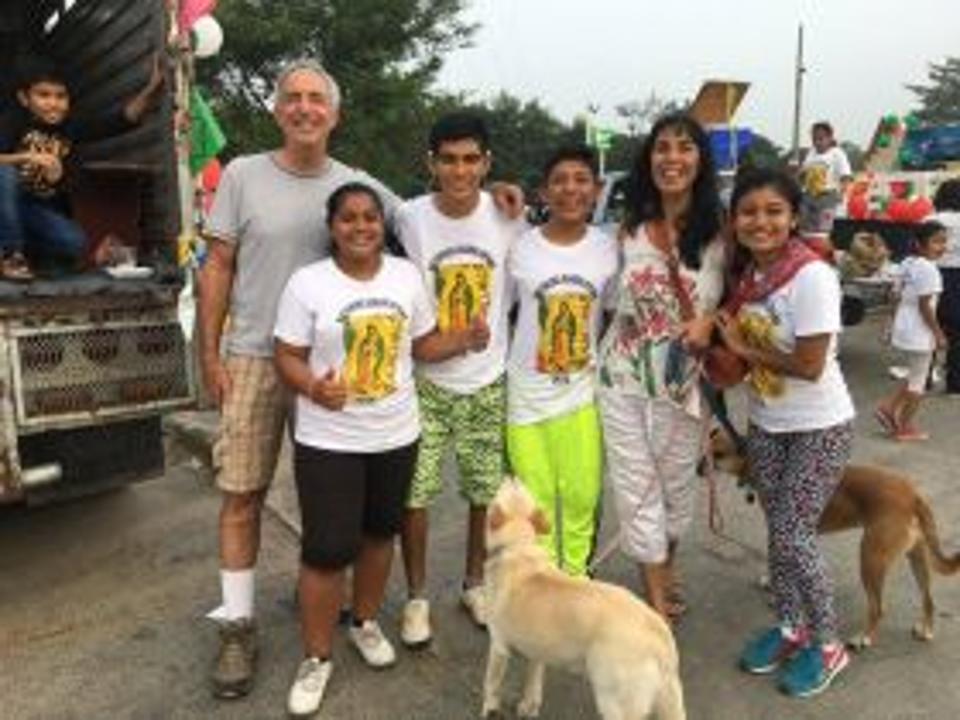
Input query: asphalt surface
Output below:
<box><xmin>1</xmin><ymin>315</ymin><xmax>959</xmax><ymax>720</ymax></box>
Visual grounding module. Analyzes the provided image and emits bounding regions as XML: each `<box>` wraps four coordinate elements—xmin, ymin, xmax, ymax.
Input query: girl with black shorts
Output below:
<box><xmin>273</xmin><ymin>182</ymin><xmax>489</xmax><ymax>718</ymax></box>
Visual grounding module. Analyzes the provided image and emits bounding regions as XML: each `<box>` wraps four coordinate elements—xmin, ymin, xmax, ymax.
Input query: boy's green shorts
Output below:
<box><xmin>406</xmin><ymin>376</ymin><xmax>506</xmax><ymax>509</ymax></box>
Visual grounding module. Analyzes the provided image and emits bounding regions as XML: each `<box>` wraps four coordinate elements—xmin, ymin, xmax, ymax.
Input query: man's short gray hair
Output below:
<box><xmin>274</xmin><ymin>58</ymin><xmax>341</xmax><ymax>110</ymax></box>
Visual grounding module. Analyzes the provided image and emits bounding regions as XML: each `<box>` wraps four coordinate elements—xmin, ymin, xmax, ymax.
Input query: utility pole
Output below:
<box><xmin>585</xmin><ymin>102</ymin><xmax>599</xmax><ymax>145</ymax></box>
<box><xmin>791</xmin><ymin>23</ymin><xmax>805</xmax><ymax>167</ymax></box>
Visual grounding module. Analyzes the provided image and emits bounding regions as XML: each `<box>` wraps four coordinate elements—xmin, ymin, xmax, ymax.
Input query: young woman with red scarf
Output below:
<box><xmin>717</xmin><ymin>168</ymin><xmax>855</xmax><ymax>699</ymax></box>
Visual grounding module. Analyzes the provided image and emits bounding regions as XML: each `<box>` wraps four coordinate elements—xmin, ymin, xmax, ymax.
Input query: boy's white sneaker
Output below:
<box><xmin>348</xmin><ymin>620</ymin><xmax>397</xmax><ymax>668</ymax></box>
<box><xmin>401</xmin><ymin>598</ymin><xmax>433</xmax><ymax>648</ymax></box>
<box><xmin>287</xmin><ymin>657</ymin><xmax>332</xmax><ymax>718</ymax></box>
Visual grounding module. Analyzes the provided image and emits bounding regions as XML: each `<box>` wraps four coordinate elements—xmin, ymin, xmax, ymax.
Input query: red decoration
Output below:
<box><xmin>847</xmin><ymin>193</ymin><xmax>869</xmax><ymax>220</ymax></box>
<box><xmin>908</xmin><ymin>196</ymin><xmax>934</xmax><ymax>222</ymax></box>
<box><xmin>179</xmin><ymin>0</ymin><xmax>217</xmax><ymax>31</ymax></box>
<box><xmin>886</xmin><ymin>197</ymin><xmax>912</xmax><ymax>222</ymax></box>
<box><xmin>201</xmin><ymin>158</ymin><xmax>222</xmax><ymax>191</ymax></box>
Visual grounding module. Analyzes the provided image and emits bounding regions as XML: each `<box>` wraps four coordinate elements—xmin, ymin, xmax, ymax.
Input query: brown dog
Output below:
<box><xmin>481</xmin><ymin>479</ymin><xmax>685</xmax><ymax>720</ymax></box>
<box><xmin>709</xmin><ymin>428</ymin><xmax>960</xmax><ymax>649</ymax></box>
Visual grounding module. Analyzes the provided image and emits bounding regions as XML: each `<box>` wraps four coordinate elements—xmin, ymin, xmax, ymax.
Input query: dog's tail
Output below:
<box><xmin>915</xmin><ymin>496</ymin><xmax>960</xmax><ymax>575</ymax></box>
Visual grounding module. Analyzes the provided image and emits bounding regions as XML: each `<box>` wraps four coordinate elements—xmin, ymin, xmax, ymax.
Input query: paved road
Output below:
<box><xmin>2</xmin><ymin>316</ymin><xmax>959</xmax><ymax>719</ymax></box>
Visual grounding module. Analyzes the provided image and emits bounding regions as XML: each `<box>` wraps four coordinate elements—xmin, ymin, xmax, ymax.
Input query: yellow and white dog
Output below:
<box><xmin>481</xmin><ymin>478</ymin><xmax>686</xmax><ymax>720</ymax></box>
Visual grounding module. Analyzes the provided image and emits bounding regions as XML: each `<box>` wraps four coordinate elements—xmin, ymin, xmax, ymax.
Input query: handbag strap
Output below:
<box><xmin>646</xmin><ymin>220</ymin><xmax>696</xmax><ymax>322</ymax></box>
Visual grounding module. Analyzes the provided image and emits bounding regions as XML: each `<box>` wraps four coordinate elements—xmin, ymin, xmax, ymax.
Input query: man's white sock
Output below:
<box><xmin>221</xmin><ymin>568</ymin><xmax>255</xmax><ymax>620</ymax></box>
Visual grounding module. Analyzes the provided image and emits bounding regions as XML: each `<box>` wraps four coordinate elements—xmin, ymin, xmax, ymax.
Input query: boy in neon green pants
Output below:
<box><xmin>506</xmin><ymin>145</ymin><xmax>617</xmax><ymax>575</ymax></box>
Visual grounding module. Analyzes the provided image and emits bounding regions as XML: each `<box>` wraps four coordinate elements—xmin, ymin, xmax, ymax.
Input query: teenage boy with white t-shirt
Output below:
<box><xmin>395</xmin><ymin>113</ymin><xmax>525</xmax><ymax>647</ymax></box>
<box><xmin>506</xmin><ymin>145</ymin><xmax>617</xmax><ymax>577</ymax></box>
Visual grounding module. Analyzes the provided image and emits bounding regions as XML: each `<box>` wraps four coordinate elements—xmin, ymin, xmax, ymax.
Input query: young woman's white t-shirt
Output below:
<box><xmin>395</xmin><ymin>192</ymin><xmax>525</xmax><ymax>394</ymax></box>
<box><xmin>506</xmin><ymin>226</ymin><xmax>618</xmax><ymax>425</ymax></box>
<box><xmin>739</xmin><ymin>261</ymin><xmax>855</xmax><ymax>432</ymax></box>
<box><xmin>274</xmin><ymin>256</ymin><xmax>436</xmax><ymax>452</ymax></box>
<box><xmin>892</xmin><ymin>255</ymin><xmax>943</xmax><ymax>352</ymax></box>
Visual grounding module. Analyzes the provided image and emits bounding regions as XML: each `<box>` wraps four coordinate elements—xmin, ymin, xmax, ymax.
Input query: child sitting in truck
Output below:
<box><xmin>0</xmin><ymin>55</ymin><xmax>163</xmax><ymax>281</ymax></box>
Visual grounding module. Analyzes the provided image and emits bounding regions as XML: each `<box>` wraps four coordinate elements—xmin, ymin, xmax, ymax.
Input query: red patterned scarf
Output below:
<box><xmin>724</xmin><ymin>238</ymin><xmax>820</xmax><ymax>315</ymax></box>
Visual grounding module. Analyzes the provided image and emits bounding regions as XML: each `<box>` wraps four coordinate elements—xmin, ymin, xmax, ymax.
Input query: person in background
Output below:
<box><xmin>718</xmin><ymin>168</ymin><xmax>854</xmax><ymax>699</ymax></box>
<box><xmin>875</xmin><ymin>221</ymin><xmax>947</xmax><ymax>440</ymax></box>
<box><xmin>273</xmin><ymin>183</ymin><xmax>489</xmax><ymax>718</ymax></box>
<box><xmin>506</xmin><ymin>144</ymin><xmax>617</xmax><ymax>577</ymax></box>
<box><xmin>929</xmin><ymin>178</ymin><xmax>960</xmax><ymax>393</ymax></box>
<box><xmin>798</xmin><ymin>121</ymin><xmax>852</xmax><ymax>237</ymax></box>
<box><xmin>596</xmin><ymin>113</ymin><xmax>725</xmax><ymax>624</ymax></box>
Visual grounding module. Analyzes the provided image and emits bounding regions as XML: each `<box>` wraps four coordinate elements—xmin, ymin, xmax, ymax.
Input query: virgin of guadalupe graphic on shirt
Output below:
<box><xmin>430</xmin><ymin>247</ymin><xmax>494</xmax><ymax>332</ymax></box>
<box><xmin>737</xmin><ymin>308</ymin><xmax>785</xmax><ymax>399</ymax></box>
<box><xmin>536</xmin><ymin>290</ymin><xmax>592</xmax><ymax>376</ymax></box>
<box><xmin>340</xmin><ymin>310</ymin><xmax>404</xmax><ymax>401</ymax></box>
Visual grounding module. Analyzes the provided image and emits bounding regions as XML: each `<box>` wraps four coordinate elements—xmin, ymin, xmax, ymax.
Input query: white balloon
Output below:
<box><xmin>191</xmin><ymin>15</ymin><xmax>223</xmax><ymax>59</ymax></box>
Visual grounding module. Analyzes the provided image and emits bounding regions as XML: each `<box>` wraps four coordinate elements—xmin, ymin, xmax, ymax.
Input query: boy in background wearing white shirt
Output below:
<box><xmin>395</xmin><ymin>113</ymin><xmax>525</xmax><ymax>647</ymax></box>
<box><xmin>506</xmin><ymin>145</ymin><xmax>617</xmax><ymax>576</ymax></box>
<box><xmin>876</xmin><ymin>222</ymin><xmax>948</xmax><ymax>441</ymax></box>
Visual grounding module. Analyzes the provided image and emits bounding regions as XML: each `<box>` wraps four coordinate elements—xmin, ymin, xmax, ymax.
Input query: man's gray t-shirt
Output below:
<box><xmin>206</xmin><ymin>152</ymin><xmax>400</xmax><ymax>357</ymax></box>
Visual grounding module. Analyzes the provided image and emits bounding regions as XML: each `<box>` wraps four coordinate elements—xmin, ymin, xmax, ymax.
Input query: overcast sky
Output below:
<box><xmin>437</xmin><ymin>0</ymin><xmax>957</xmax><ymax>151</ymax></box>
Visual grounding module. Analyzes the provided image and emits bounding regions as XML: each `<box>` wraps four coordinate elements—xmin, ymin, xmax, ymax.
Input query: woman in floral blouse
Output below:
<box><xmin>597</xmin><ymin>113</ymin><xmax>725</xmax><ymax>623</ymax></box>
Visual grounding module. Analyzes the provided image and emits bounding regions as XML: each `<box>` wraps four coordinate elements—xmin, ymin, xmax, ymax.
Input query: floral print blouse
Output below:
<box><xmin>598</xmin><ymin>224</ymin><xmax>725</xmax><ymax>416</ymax></box>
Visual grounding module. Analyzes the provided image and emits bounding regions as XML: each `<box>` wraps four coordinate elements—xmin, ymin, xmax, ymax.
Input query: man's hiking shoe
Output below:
<box><xmin>212</xmin><ymin>618</ymin><xmax>257</xmax><ymax>699</ymax></box>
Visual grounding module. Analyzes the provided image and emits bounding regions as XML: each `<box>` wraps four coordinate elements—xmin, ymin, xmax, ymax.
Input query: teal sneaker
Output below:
<box><xmin>778</xmin><ymin>642</ymin><xmax>850</xmax><ymax>698</ymax></box>
<box><xmin>739</xmin><ymin>626</ymin><xmax>807</xmax><ymax>675</ymax></box>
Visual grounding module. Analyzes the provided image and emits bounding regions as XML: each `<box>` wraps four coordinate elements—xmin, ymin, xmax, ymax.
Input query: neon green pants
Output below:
<box><xmin>506</xmin><ymin>403</ymin><xmax>603</xmax><ymax>576</ymax></box>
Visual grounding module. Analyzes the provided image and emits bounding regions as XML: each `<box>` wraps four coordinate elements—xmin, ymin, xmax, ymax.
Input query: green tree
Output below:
<box><xmin>198</xmin><ymin>0</ymin><xmax>475</xmax><ymax>194</ymax></box>
<box><xmin>741</xmin><ymin>132</ymin><xmax>786</xmax><ymax>169</ymax></box>
<box><xmin>906</xmin><ymin>56</ymin><xmax>960</xmax><ymax>125</ymax></box>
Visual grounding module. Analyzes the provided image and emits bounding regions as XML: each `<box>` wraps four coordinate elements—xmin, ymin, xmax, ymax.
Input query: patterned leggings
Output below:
<box><xmin>747</xmin><ymin>421</ymin><xmax>853</xmax><ymax>642</ymax></box>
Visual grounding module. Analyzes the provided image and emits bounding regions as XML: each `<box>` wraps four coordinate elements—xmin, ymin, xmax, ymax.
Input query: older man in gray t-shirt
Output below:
<box><xmin>207</xmin><ymin>153</ymin><xmax>397</xmax><ymax>358</ymax></box>
<box><xmin>200</xmin><ymin>59</ymin><xmax>398</xmax><ymax>701</ymax></box>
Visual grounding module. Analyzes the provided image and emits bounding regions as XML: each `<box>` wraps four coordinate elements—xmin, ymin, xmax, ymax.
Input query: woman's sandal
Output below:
<box><xmin>666</xmin><ymin>579</ymin><xmax>688</xmax><ymax>624</ymax></box>
<box><xmin>873</xmin><ymin>406</ymin><xmax>898</xmax><ymax>435</ymax></box>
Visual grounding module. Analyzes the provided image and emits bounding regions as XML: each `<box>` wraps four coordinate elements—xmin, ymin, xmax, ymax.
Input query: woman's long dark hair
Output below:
<box><xmin>623</xmin><ymin>112</ymin><xmax>722</xmax><ymax>269</ymax></box>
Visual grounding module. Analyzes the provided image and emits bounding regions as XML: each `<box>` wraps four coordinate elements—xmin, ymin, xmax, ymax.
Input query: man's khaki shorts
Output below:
<box><xmin>212</xmin><ymin>355</ymin><xmax>291</xmax><ymax>494</ymax></box>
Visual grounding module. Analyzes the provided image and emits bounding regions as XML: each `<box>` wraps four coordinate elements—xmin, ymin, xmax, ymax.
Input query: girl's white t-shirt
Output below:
<box><xmin>274</xmin><ymin>256</ymin><xmax>436</xmax><ymax>452</ymax></box>
<box><xmin>892</xmin><ymin>255</ymin><xmax>943</xmax><ymax>352</ymax></box>
<box><xmin>739</xmin><ymin>261</ymin><xmax>855</xmax><ymax>432</ymax></box>
<box><xmin>506</xmin><ymin>226</ymin><xmax>618</xmax><ymax>425</ymax></box>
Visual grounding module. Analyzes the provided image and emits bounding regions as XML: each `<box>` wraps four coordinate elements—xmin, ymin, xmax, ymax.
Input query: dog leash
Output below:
<box><xmin>697</xmin><ymin>381</ymin><xmax>770</xmax><ymax>557</ymax></box>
